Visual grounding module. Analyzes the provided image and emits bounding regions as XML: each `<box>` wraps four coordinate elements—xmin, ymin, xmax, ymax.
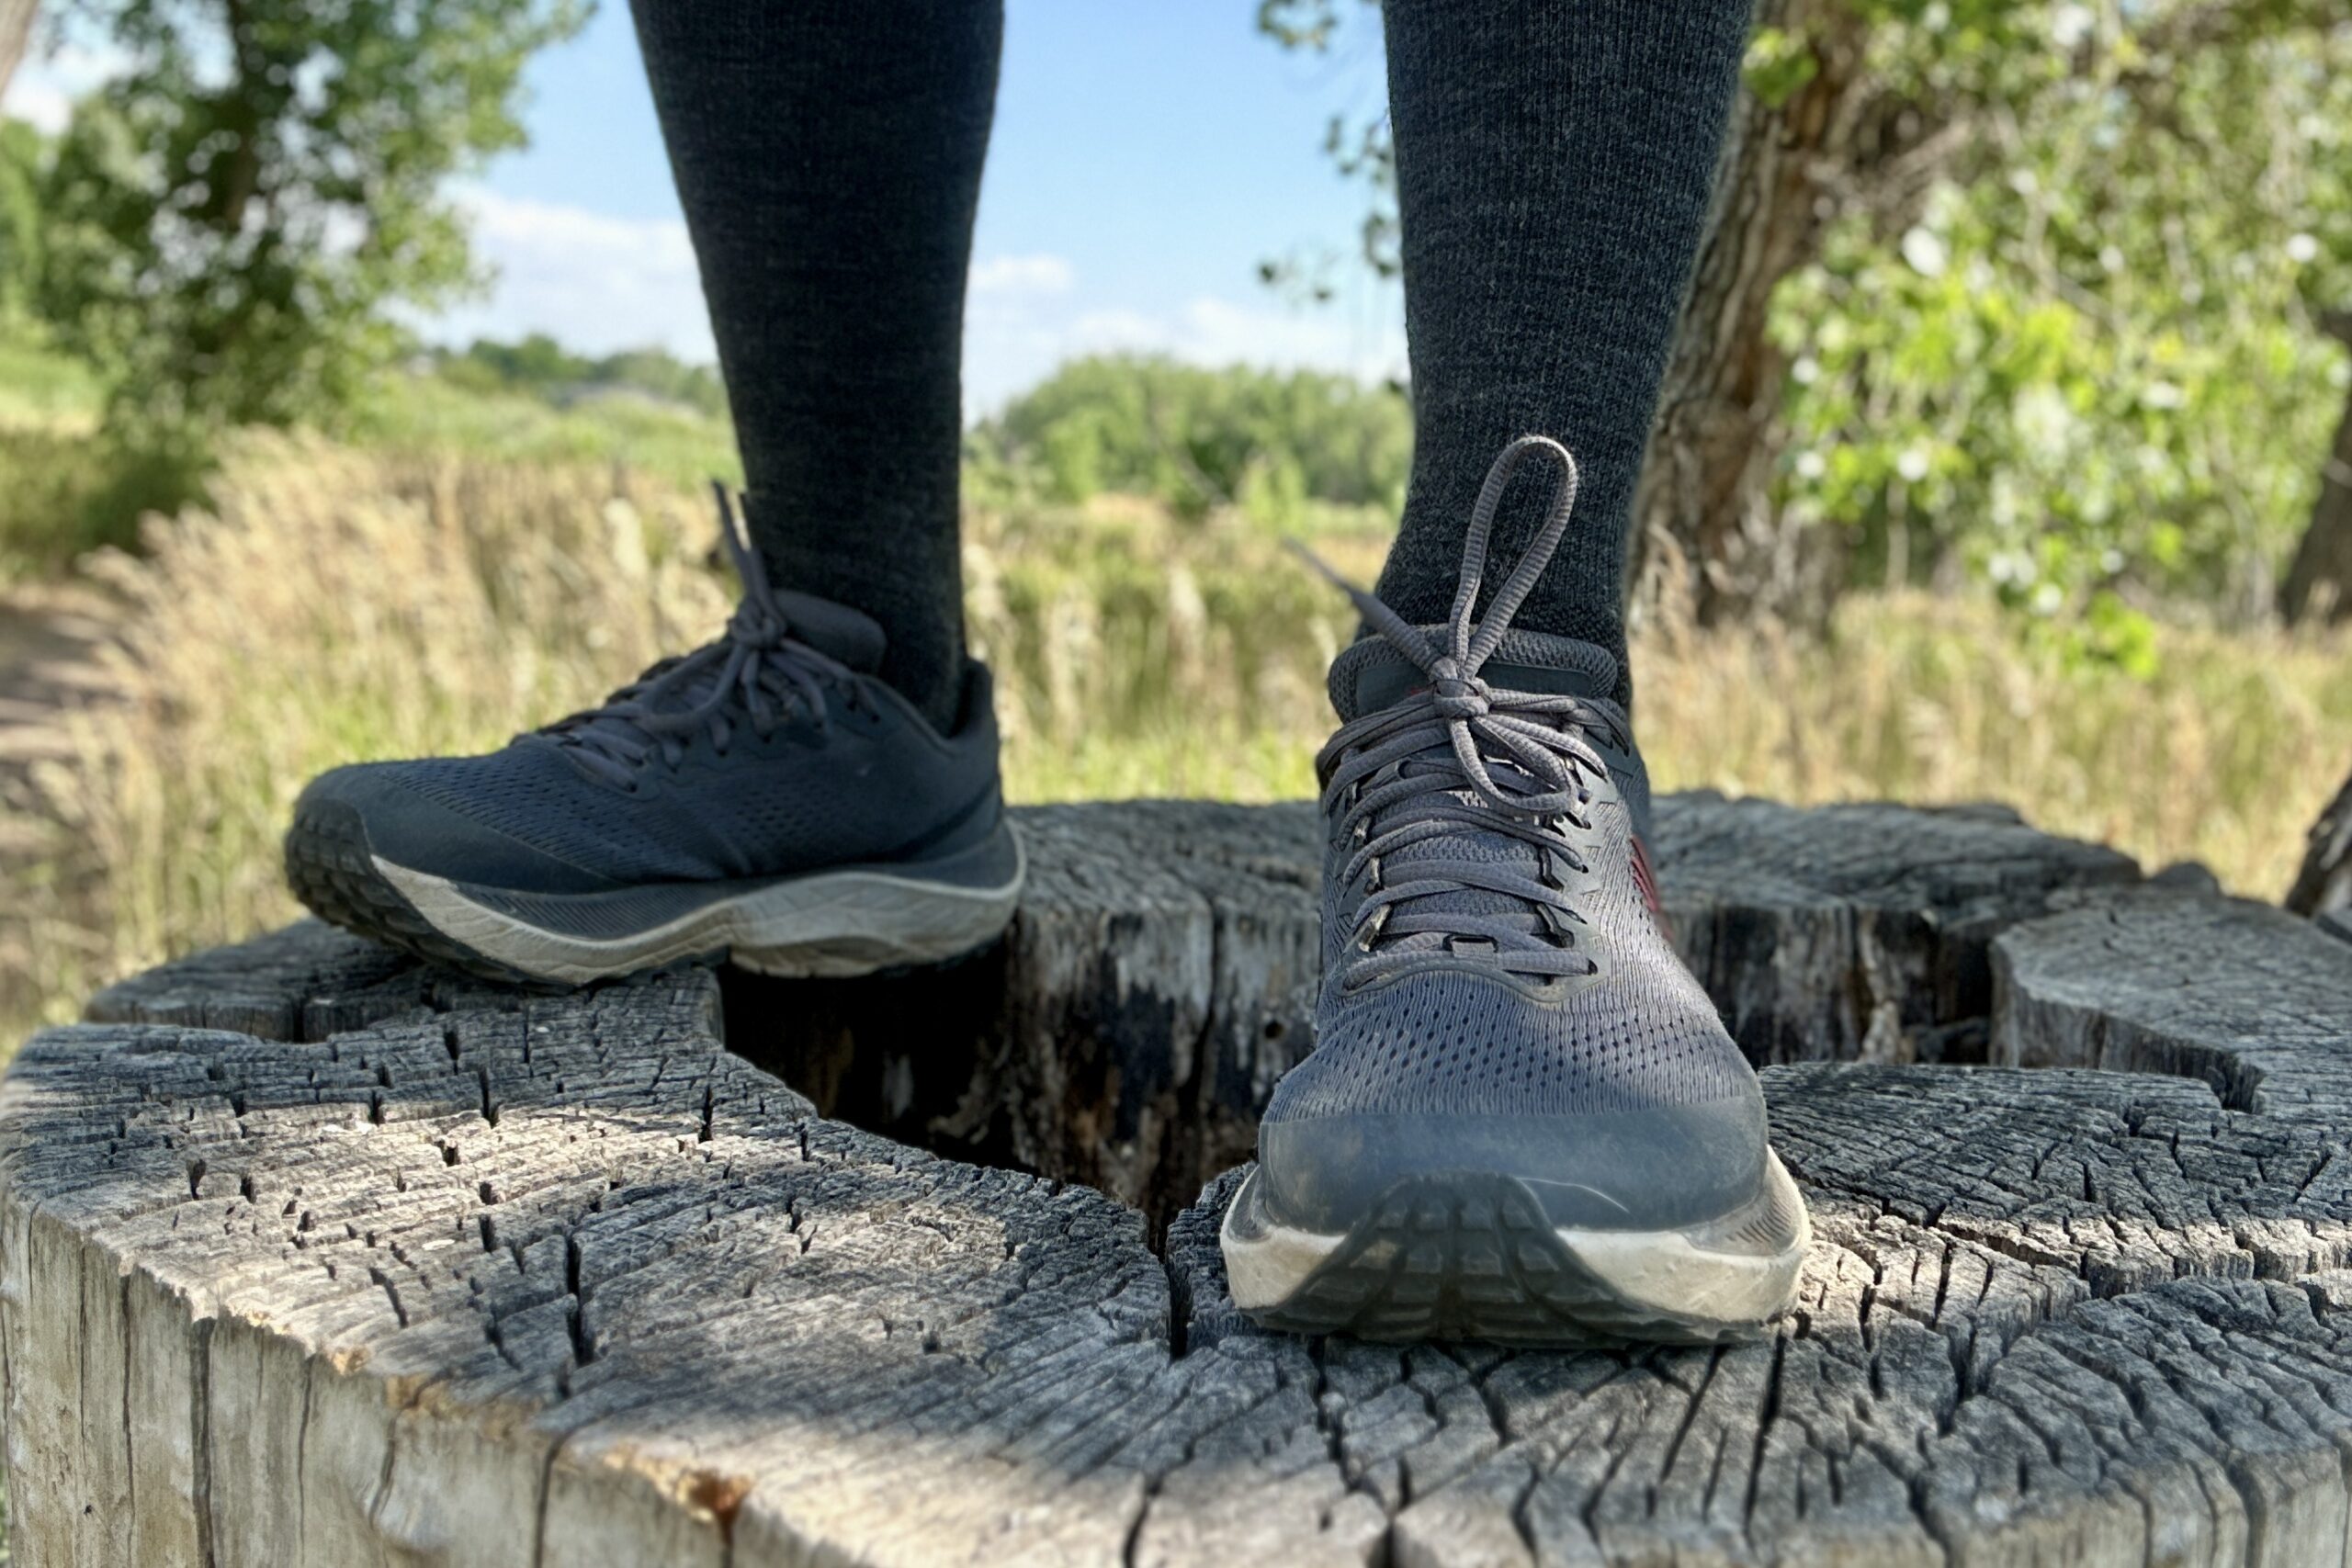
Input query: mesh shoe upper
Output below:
<box><xmin>295</xmin><ymin>489</ymin><xmax>1004</xmax><ymax>894</ymax></box>
<box><xmin>1258</xmin><ymin>436</ymin><xmax>1766</xmax><ymax>1232</ymax></box>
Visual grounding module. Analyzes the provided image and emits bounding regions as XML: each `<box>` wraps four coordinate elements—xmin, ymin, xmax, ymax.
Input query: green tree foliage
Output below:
<box><xmin>0</xmin><ymin>120</ymin><xmax>42</xmax><ymax>319</ymax></box>
<box><xmin>974</xmin><ymin>354</ymin><xmax>1411</xmax><ymax>524</ymax></box>
<box><xmin>1774</xmin><ymin>2</ymin><xmax>2352</xmax><ymax>642</ymax></box>
<box><xmin>430</xmin><ymin>333</ymin><xmax>729</xmax><ymax>416</ymax></box>
<box><xmin>30</xmin><ymin>0</ymin><xmax>584</xmax><ymax>436</ymax></box>
<box><xmin>1261</xmin><ymin>0</ymin><xmax>2352</xmax><ymax>640</ymax></box>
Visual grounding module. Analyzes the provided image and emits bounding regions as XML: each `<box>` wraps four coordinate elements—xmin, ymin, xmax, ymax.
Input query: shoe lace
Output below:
<box><xmin>540</xmin><ymin>484</ymin><xmax>852</xmax><ymax>787</ymax></box>
<box><xmin>1300</xmin><ymin>435</ymin><xmax>1626</xmax><ymax>988</ymax></box>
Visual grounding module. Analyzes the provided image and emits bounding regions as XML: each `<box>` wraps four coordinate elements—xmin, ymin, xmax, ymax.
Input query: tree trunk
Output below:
<box><xmin>18</xmin><ymin>808</ymin><xmax>2352</xmax><ymax>1566</ymax></box>
<box><xmin>0</xmin><ymin>0</ymin><xmax>35</xmax><ymax>106</ymax></box>
<box><xmin>2285</xmin><ymin>763</ymin><xmax>2352</xmax><ymax>921</ymax></box>
<box><xmin>730</xmin><ymin>795</ymin><xmax>2136</xmax><ymax>1229</ymax></box>
<box><xmin>1631</xmin><ymin>0</ymin><xmax>1876</xmax><ymax>625</ymax></box>
<box><xmin>2278</xmin><ymin>310</ymin><xmax>2352</xmax><ymax>625</ymax></box>
<box><xmin>1633</xmin><ymin>0</ymin><xmax>1980</xmax><ymax>626</ymax></box>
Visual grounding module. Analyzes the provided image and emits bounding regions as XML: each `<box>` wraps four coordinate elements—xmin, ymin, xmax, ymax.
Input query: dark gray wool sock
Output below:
<box><xmin>1373</xmin><ymin>0</ymin><xmax>1753</xmax><ymax>707</ymax></box>
<box><xmin>631</xmin><ymin>0</ymin><xmax>1001</xmax><ymax>731</ymax></box>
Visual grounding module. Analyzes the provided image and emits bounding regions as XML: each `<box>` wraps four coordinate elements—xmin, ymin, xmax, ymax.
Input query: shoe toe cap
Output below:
<box><xmin>1261</xmin><ymin>960</ymin><xmax>1771</xmax><ymax>1233</ymax></box>
<box><xmin>291</xmin><ymin>760</ymin><xmax>620</xmax><ymax>895</ymax></box>
<box><xmin>1255</xmin><ymin>1092</ymin><xmax>1770</xmax><ymax>1235</ymax></box>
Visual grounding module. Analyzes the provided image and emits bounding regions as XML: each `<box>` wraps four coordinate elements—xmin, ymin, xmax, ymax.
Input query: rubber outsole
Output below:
<box><xmin>284</xmin><ymin>806</ymin><xmax>1023</xmax><ymax>989</ymax></box>
<box><xmin>1218</xmin><ymin>1152</ymin><xmax>1809</xmax><ymax>1347</ymax></box>
<box><xmin>286</xmin><ymin>809</ymin><xmax>572</xmax><ymax>987</ymax></box>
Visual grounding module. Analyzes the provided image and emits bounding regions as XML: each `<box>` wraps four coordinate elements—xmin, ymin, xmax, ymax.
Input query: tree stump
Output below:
<box><xmin>8</xmin><ymin>796</ymin><xmax>2352</xmax><ymax>1566</ymax></box>
<box><xmin>2288</xmin><ymin>765</ymin><xmax>2352</xmax><ymax>928</ymax></box>
<box><xmin>726</xmin><ymin>794</ymin><xmax>2138</xmax><ymax>1228</ymax></box>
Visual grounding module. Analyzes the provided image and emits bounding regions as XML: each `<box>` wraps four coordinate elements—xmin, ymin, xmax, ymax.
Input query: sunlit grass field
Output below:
<box><xmin>3</xmin><ymin>433</ymin><xmax>2346</xmax><ymax>1041</ymax></box>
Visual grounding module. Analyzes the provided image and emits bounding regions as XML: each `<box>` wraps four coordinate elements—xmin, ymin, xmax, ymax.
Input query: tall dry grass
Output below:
<box><xmin>5</xmin><ymin>437</ymin><xmax>2346</xmax><ymax>1036</ymax></box>
<box><xmin>1635</xmin><ymin>600</ymin><xmax>2352</xmax><ymax>890</ymax></box>
<box><xmin>8</xmin><ymin>438</ymin><xmax>733</xmax><ymax>1021</ymax></box>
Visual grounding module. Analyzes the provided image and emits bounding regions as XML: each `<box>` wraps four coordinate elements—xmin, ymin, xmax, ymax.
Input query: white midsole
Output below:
<box><xmin>372</xmin><ymin>834</ymin><xmax>1025</xmax><ymax>985</ymax></box>
<box><xmin>1220</xmin><ymin>1149</ymin><xmax>1810</xmax><ymax>1327</ymax></box>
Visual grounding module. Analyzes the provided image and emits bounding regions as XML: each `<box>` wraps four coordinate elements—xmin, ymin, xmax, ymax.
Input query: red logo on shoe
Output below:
<box><xmin>1631</xmin><ymin>834</ymin><xmax>1673</xmax><ymax>939</ymax></box>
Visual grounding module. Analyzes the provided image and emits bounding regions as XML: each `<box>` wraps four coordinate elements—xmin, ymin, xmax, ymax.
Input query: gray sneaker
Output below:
<box><xmin>286</xmin><ymin>488</ymin><xmax>1023</xmax><ymax>987</ymax></box>
<box><xmin>1221</xmin><ymin>437</ymin><xmax>1808</xmax><ymax>1345</ymax></box>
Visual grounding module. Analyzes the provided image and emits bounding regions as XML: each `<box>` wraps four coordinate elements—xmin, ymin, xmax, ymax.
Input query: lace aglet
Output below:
<box><xmin>1283</xmin><ymin>537</ymin><xmax>1388</xmax><ymax>623</ymax></box>
<box><xmin>710</xmin><ymin>479</ymin><xmax>746</xmax><ymax>547</ymax></box>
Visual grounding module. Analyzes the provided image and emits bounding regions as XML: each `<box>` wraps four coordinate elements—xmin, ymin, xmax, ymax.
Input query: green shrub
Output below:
<box><xmin>975</xmin><ymin>355</ymin><xmax>1410</xmax><ymax>522</ymax></box>
<box><xmin>0</xmin><ymin>428</ymin><xmax>211</xmax><ymax>577</ymax></box>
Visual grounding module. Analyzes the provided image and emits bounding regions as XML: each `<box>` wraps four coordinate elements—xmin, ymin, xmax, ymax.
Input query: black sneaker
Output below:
<box><xmin>1220</xmin><ymin>437</ymin><xmax>1808</xmax><ymax>1345</ymax></box>
<box><xmin>285</xmin><ymin>488</ymin><xmax>1023</xmax><ymax>987</ymax></box>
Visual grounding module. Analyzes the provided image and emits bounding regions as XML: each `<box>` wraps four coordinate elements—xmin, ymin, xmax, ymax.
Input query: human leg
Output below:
<box><xmin>284</xmin><ymin>1</ymin><xmax>1020</xmax><ymax>986</ymax></box>
<box><xmin>1225</xmin><ymin>2</ymin><xmax>1810</xmax><ymax>1345</ymax></box>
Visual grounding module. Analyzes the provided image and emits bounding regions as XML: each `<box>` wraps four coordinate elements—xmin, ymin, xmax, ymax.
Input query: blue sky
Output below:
<box><xmin>6</xmin><ymin>0</ymin><xmax>1408</xmax><ymax>411</ymax></box>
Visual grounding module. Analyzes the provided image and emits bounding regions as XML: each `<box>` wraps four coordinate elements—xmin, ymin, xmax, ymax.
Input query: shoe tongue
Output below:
<box><xmin>1329</xmin><ymin>627</ymin><xmax>1627</xmax><ymax>962</ymax></box>
<box><xmin>545</xmin><ymin>590</ymin><xmax>886</xmax><ymax>763</ymax></box>
<box><xmin>1328</xmin><ymin>626</ymin><xmax>1618</xmax><ymax>722</ymax></box>
<box><xmin>772</xmin><ymin>589</ymin><xmax>886</xmax><ymax>673</ymax></box>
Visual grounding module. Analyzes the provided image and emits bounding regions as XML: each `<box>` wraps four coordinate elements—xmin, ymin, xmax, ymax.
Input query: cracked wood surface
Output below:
<box><xmin>1655</xmin><ymin>795</ymin><xmax>2139</xmax><ymax>1066</ymax></box>
<box><xmin>1994</xmin><ymin>888</ymin><xmax>2352</xmax><ymax>1125</ymax></box>
<box><xmin>2288</xmin><ymin>767</ymin><xmax>2352</xmax><ymax>922</ymax></box>
<box><xmin>727</xmin><ymin>795</ymin><xmax>2142</xmax><ymax>1227</ymax></box>
<box><xmin>10</xmin><ymin>801</ymin><xmax>2350</xmax><ymax>1566</ymax></box>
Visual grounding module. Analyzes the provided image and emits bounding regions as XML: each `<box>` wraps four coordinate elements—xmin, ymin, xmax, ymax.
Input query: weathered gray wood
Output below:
<box><xmin>1993</xmin><ymin>887</ymin><xmax>2352</xmax><ymax>1124</ymax></box>
<box><xmin>15</xmin><ymin>952</ymin><xmax>1175</xmax><ymax>1566</ymax></box>
<box><xmin>18</xmin><ymin>799</ymin><xmax>2350</xmax><ymax>1567</ymax></box>
<box><xmin>88</xmin><ymin>916</ymin><xmax>482</xmax><ymax>1041</ymax></box>
<box><xmin>2278</xmin><ymin>310</ymin><xmax>2352</xmax><ymax>626</ymax></box>
<box><xmin>1655</xmin><ymin>793</ymin><xmax>2139</xmax><ymax>1066</ymax></box>
<box><xmin>729</xmin><ymin>795</ymin><xmax>2140</xmax><ymax>1226</ymax></box>
<box><xmin>2288</xmin><ymin>765</ymin><xmax>2352</xmax><ymax>922</ymax></box>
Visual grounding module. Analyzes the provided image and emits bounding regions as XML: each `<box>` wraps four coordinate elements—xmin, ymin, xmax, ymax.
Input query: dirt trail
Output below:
<box><xmin>0</xmin><ymin>581</ymin><xmax>121</xmax><ymax>862</ymax></box>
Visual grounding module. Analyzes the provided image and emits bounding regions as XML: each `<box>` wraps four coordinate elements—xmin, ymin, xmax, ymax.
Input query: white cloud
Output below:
<box><xmin>416</xmin><ymin>192</ymin><xmax>1402</xmax><ymax>413</ymax></box>
<box><xmin>1061</xmin><ymin>307</ymin><xmax>1165</xmax><ymax>350</ymax></box>
<box><xmin>432</xmin><ymin>187</ymin><xmax>714</xmax><ymax>360</ymax></box>
<box><xmin>969</xmin><ymin>253</ymin><xmax>1075</xmax><ymax>297</ymax></box>
<box><xmin>5</xmin><ymin>42</ymin><xmax>1408</xmax><ymax>417</ymax></box>
<box><xmin>3</xmin><ymin>39</ymin><xmax>135</xmax><ymax>133</ymax></box>
<box><xmin>3</xmin><ymin>76</ymin><xmax>70</xmax><ymax>134</ymax></box>
<box><xmin>423</xmin><ymin>193</ymin><xmax>1406</xmax><ymax>409</ymax></box>
<box><xmin>1167</xmin><ymin>295</ymin><xmax>1402</xmax><ymax>375</ymax></box>
<box><xmin>463</xmin><ymin>188</ymin><xmax>697</xmax><ymax>271</ymax></box>
<box><xmin>965</xmin><ymin>282</ymin><xmax>1404</xmax><ymax>414</ymax></box>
